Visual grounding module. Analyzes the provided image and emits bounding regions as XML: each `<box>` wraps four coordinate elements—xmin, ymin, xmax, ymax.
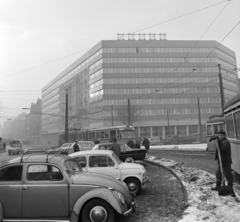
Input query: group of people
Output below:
<box><xmin>127</xmin><ymin>138</ymin><xmax>150</xmax><ymax>151</ymax></box>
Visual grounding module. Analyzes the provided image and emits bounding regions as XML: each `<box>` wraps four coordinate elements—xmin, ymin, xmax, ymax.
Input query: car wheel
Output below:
<box><xmin>125</xmin><ymin>157</ymin><xmax>134</xmax><ymax>163</ymax></box>
<box><xmin>81</xmin><ymin>199</ymin><xmax>115</xmax><ymax>222</ymax></box>
<box><xmin>125</xmin><ymin>178</ymin><xmax>141</xmax><ymax>195</ymax></box>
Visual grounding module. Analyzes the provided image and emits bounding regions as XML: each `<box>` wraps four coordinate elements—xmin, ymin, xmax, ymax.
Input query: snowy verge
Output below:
<box><xmin>146</xmin><ymin>155</ymin><xmax>240</xmax><ymax>222</ymax></box>
<box><xmin>143</xmin><ymin>143</ymin><xmax>208</xmax><ymax>151</ymax></box>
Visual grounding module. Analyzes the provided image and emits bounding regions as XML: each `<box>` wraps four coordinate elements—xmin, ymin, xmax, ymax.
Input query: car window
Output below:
<box><xmin>0</xmin><ymin>166</ymin><xmax>23</xmax><ymax>181</ymax></box>
<box><xmin>61</xmin><ymin>144</ymin><xmax>68</xmax><ymax>148</ymax></box>
<box><xmin>89</xmin><ymin>155</ymin><xmax>115</xmax><ymax>167</ymax></box>
<box><xmin>121</xmin><ymin>144</ymin><xmax>132</xmax><ymax>151</ymax></box>
<box><xmin>27</xmin><ymin>165</ymin><xmax>63</xmax><ymax>181</ymax></box>
<box><xmin>75</xmin><ymin>156</ymin><xmax>87</xmax><ymax>168</ymax></box>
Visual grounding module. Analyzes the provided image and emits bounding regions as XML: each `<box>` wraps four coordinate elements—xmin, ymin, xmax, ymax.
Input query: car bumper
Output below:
<box><xmin>142</xmin><ymin>176</ymin><xmax>149</xmax><ymax>186</ymax></box>
<box><xmin>123</xmin><ymin>200</ymin><xmax>136</xmax><ymax>217</ymax></box>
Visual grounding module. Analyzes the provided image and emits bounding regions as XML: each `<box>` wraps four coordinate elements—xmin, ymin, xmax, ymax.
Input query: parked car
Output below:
<box><xmin>8</xmin><ymin>141</ymin><xmax>23</xmax><ymax>155</ymax></box>
<box><xmin>45</xmin><ymin>147</ymin><xmax>68</xmax><ymax>155</ymax></box>
<box><xmin>92</xmin><ymin>142</ymin><xmax>147</xmax><ymax>163</ymax></box>
<box><xmin>65</xmin><ymin>141</ymin><xmax>95</xmax><ymax>154</ymax></box>
<box><xmin>70</xmin><ymin>150</ymin><xmax>149</xmax><ymax>195</ymax></box>
<box><xmin>0</xmin><ymin>150</ymin><xmax>136</xmax><ymax>222</ymax></box>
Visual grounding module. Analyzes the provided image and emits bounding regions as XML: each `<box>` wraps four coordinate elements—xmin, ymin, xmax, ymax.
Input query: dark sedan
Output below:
<box><xmin>92</xmin><ymin>142</ymin><xmax>147</xmax><ymax>162</ymax></box>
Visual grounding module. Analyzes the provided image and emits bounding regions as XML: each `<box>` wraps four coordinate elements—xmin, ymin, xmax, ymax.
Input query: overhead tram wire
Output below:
<box><xmin>130</xmin><ymin>20</ymin><xmax>240</xmax><ymax>101</ymax></box>
<box><xmin>0</xmin><ymin>1</ymin><xmax>229</xmax><ymax>81</ymax></box>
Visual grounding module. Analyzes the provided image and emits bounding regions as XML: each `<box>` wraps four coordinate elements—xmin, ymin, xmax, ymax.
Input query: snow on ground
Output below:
<box><xmin>147</xmin><ymin>155</ymin><xmax>240</xmax><ymax>222</ymax></box>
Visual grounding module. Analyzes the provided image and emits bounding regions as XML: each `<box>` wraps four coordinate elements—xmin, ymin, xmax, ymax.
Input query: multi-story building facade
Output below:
<box><xmin>41</xmin><ymin>36</ymin><xmax>239</xmax><ymax>145</ymax></box>
<box><xmin>24</xmin><ymin>99</ymin><xmax>42</xmax><ymax>144</ymax></box>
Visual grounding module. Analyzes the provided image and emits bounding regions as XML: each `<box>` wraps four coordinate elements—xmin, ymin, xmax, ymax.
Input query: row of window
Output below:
<box><xmin>42</xmin><ymin>87</ymin><xmax>59</xmax><ymax>101</ymax></box>
<box><xmin>90</xmin><ymin>77</ymin><xmax>238</xmax><ymax>89</ymax></box>
<box><xmin>102</xmin><ymin>57</ymin><xmax>218</xmax><ymax>63</ymax></box>
<box><xmin>218</xmin><ymin>58</ymin><xmax>236</xmax><ymax>70</ymax></box>
<box><xmin>101</xmin><ymin>97</ymin><xmax>221</xmax><ymax>106</ymax></box>
<box><xmin>42</xmin><ymin>94</ymin><xmax>60</xmax><ymax>108</ymax></box>
<box><xmin>89</xmin><ymin>59</ymin><xmax>103</xmax><ymax>70</ymax></box>
<box><xmin>90</xmin><ymin>107</ymin><xmax>222</xmax><ymax>119</ymax></box>
<box><xmin>102</xmin><ymin>47</ymin><xmax>235</xmax><ymax>62</ymax></box>
<box><xmin>103</xmin><ymin>87</ymin><xmax>220</xmax><ymax>95</ymax></box>
<box><xmin>42</xmin><ymin>101</ymin><xmax>59</xmax><ymax>113</ymax></box>
<box><xmin>90</xmin><ymin>77</ymin><xmax>218</xmax><ymax>90</ymax></box>
<box><xmin>224</xmin><ymin>89</ymin><xmax>238</xmax><ymax>96</ymax></box>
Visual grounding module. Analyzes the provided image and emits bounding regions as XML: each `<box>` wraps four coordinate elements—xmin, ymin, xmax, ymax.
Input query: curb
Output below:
<box><xmin>144</xmin><ymin>159</ymin><xmax>188</xmax><ymax>208</ymax></box>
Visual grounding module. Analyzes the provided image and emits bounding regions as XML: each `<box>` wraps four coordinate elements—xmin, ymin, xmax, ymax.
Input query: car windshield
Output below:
<box><xmin>64</xmin><ymin>159</ymin><xmax>82</xmax><ymax>175</ymax></box>
<box><xmin>120</xmin><ymin>143</ymin><xmax>132</xmax><ymax>151</ymax></box>
<box><xmin>112</xmin><ymin>153</ymin><xmax>121</xmax><ymax>164</ymax></box>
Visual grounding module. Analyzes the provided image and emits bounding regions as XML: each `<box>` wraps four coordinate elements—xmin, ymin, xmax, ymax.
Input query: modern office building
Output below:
<box><xmin>41</xmin><ymin>34</ymin><xmax>239</xmax><ymax>144</ymax></box>
<box><xmin>24</xmin><ymin>99</ymin><xmax>42</xmax><ymax>144</ymax></box>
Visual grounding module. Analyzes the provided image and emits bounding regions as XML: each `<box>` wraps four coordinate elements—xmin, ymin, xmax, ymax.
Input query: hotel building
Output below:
<box><xmin>41</xmin><ymin>35</ymin><xmax>239</xmax><ymax>145</ymax></box>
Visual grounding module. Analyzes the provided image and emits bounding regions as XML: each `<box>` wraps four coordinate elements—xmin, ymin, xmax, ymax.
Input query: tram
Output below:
<box><xmin>224</xmin><ymin>93</ymin><xmax>240</xmax><ymax>176</ymax></box>
<box><xmin>206</xmin><ymin>116</ymin><xmax>225</xmax><ymax>151</ymax></box>
<box><xmin>59</xmin><ymin>125</ymin><xmax>135</xmax><ymax>145</ymax></box>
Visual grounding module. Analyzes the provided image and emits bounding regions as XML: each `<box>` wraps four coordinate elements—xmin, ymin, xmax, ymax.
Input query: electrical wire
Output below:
<box><xmin>0</xmin><ymin>0</ymin><xmax>229</xmax><ymax>81</ymax></box>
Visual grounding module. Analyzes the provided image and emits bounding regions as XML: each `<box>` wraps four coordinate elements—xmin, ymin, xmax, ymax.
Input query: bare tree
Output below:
<box><xmin>116</xmin><ymin>105</ymin><xmax>140</xmax><ymax>125</ymax></box>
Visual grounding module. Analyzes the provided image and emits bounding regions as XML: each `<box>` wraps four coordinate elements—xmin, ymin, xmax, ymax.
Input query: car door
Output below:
<box><xmin>0</xmin><ymin>164</ymin><xmax>23</xmax><ymax>217</ymax></box>
<box><xmin>87</xmin><ymin>155</ymin><xmax>121</xmax><ymax>180</ymax></box>
<box><xmin>22</xmin><ymin>164</ymin><xmax>69</xmax><ymax>217</ymax></box>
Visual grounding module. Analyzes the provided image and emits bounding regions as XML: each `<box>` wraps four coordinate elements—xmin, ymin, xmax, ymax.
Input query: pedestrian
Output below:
<box><xmin>94</xmin><ymin>138</ymin><xmax>100</xmax><ymax>144</ymax></box>
<box><xmin>127</xmin><ymin>140</ymin><xmax>135</xmax><ymax>148</ymax></box>
<box><xmin>142</xmin><ymin>138</ymin><xmax>150</xmax><ymax>152</ymax></box>
<box><xmin>110</xmin><ymin>138</ymin><xmax>121</xmax><ymax>157</ymax></box>
<box><xmin>73</xmin><ymin>140</ymin><xmax>80</xmax><ymax>152</ymax></box>
<box><xmin>134</xmin><ymin>141</ymin><xmax>141</xmax><ymax>149</ymax></box>
<box><xmin>211</xmin><ymin>131</ymin><xmax>236</xmax><ymax>197</ymax></box>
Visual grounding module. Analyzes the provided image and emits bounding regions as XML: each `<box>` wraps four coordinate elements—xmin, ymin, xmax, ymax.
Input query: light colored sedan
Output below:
<box><xmin>70</xmin><ymin>150</ymin><xmax>149</xmax><ymax>195</ymax></box>
<box><xmin>60</xmin><ymin>141</ymin><xmax>95</xmax><ymax>154</ymax></box>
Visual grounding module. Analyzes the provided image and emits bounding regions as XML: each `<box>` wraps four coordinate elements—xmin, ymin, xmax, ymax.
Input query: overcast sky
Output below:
<box><xmin>0</xmin><ymin>0</ymin><xmax>240</xmax><ymax>120</ymax></box>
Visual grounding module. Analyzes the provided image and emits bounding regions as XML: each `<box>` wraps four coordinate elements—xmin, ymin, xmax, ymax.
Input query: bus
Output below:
<box><xmin>206</xmin><ymin>116</ymin><xmax>225</xmax><ymax>151</ymax></box>
<box><xmin>224</xmin><ymin>93</ymin><xmax>240</xmax><ymax>177</ymax></box>
<box><xmin>59</xmin><ymin>125</ymin><xmax>136</xmax><ymax>145</ymax></box>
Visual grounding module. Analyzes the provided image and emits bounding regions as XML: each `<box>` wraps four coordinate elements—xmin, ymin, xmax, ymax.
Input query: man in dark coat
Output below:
<box><xmin>211</xmin><ymin>131</ymin><xmax>235</xmax><ymax>197</ymax></box>
<box><xmin>142</xmin><ymin>138</ymin><xmax>150</xmax><ymax>152</ymax></box>
<box><xmin>73</xmin><ymin>140</ymin><xmax>80</xmax><ymax>153</ymax></box>
<box><xmin>110</xmin><ymin>138</ymin><xmax>121</xmax><ymax>157</ymax></box>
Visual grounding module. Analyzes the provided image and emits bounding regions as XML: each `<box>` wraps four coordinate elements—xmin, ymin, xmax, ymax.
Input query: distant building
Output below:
<box><xmin>25</xmin><ymin>99</ymin><xmax>42</xmax><ymax>144</ymax></box>
<box><xmin>41</xmin><ymin>36</ymin><xmax>239</xmax><ymax>144</ymax></box>
<box><xmin>3</xmin><ymin>113</ymin><xmax>26</xmax><ymax>140</ymax></box>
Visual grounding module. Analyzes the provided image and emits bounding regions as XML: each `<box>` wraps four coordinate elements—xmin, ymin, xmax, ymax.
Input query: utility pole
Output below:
<box><xmin>218</xmin><ymin>64</ymin><xmax>225</xmax><ymax>113</ymax></box>
<box><xmin>111</xmin><ymin>105</ymin><xmax>114</xmax><ymax>126</ymax></box>
<box><xmin>197</xmin><ymin>97</ymin><xmax>203</xmax><ymax>143</ymax></box>
<box><xmin>127</xmin><ymin>99</ymin><xmax>131</xmax><ymax>126</ymax></box>
<box><xmin>65</xmin><ymin>89</ymin><xmax>68</xmax><ymax>143</ymax></box>
<box><xmin>167</xmin><ymin>109</ymin><xmax>170</xmax><ymax>138</ymax></box>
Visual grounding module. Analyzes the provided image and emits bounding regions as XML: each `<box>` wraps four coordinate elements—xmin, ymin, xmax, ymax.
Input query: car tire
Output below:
<box><xmin>125</xmin><ymin>157</ymin><xmax>134</xmax><ymax>163</ymax></box>
<box><xmin>81</xmin><ymin>199</ymin><xmax>115</xmax><ymax>222</ymax></box>
<box><xmin>125</xmin><ymin>178</ymin><xmax>141</xmax><ymax>195</ymax></box>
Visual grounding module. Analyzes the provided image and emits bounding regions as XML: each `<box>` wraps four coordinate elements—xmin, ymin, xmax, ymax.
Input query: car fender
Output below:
<box><xmin>121</xmin><ymin>173</ymin><xmax>143</xmax><ymax>184</ymax></box>
<box><xmin>70</xmin><ymin>188</ymin><xmax>123</xmax><ymax>222</ymax></box>
<box><xmin>0</xmin><ymin>201</ymin><xmax>4</xmax><ymax>221</ymax></box>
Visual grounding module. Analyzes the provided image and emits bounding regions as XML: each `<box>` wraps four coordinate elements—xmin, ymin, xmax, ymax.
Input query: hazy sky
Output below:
<box><xmin>0</xmin><ymin>0</ymin><xmax>240</xmax><ymax>120</ymax></box>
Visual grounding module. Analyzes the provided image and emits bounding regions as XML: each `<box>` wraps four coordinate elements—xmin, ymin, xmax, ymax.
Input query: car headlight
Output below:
<box><xmin>142</xmin><ymin>169</ymin><xmax>146</xmax><ymax>178</ymax></box>
<box><xmin>117</xmin><ymin>192</ymin><xmax>126</xmax><ymax>205</ymax></box>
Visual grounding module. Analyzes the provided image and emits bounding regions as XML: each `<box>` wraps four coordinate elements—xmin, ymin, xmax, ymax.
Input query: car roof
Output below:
<box><xmin>95</xmin><ymin>142</ymin><xmax>125</xmax><ymax>145</ymax></box>
<box><xmin>70</xmin><ymin>150</ymin><xmax>113</xmax><ymax>156</ymax></box>
<box><xmin>0</xmin><ymin>154</ymin><xmax>73</xmax><ymax>168</ymax></box>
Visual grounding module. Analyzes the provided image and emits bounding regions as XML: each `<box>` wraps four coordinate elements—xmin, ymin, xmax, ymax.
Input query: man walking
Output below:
<box><xmin>110</xmin><ymin>138</ymin><xmax>121</xmax><ymax>157</ymax></box>
<box><xmin>211</xmin><ymin>131</ymin><xmax>236</xmax><ymax>197</ymax></box>
<box><xmin>73</xmin><ymin>140</ymin><xmax>80</xmax><ymax>153</ymax></box>
<box><xmin>142</xmin><ymin>138</ymin><xmax>150</xmax><ymax>152</ymax></box>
